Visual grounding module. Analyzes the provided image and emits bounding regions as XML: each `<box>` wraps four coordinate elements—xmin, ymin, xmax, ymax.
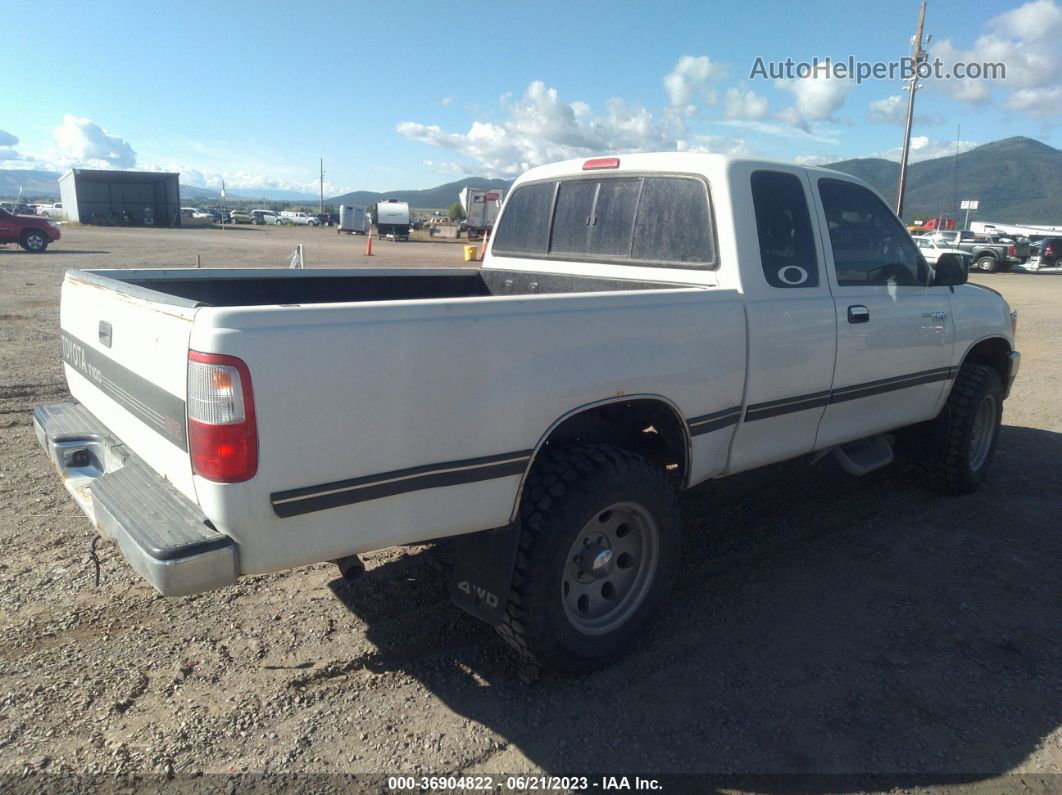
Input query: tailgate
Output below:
<box><xmin>59</xmin><ymin>272</ymin><xmax>197</xmax><ymax>500</ymax></box>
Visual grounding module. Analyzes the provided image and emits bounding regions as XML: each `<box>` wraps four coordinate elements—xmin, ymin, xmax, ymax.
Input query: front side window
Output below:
<box><xmin>750</xmin><ymin>170</ymin><xmax>819</xmax><ymax>288</ymax></box>
<box><xmin>492</xmin><ymin>175</ymin><xmax>714</xmax><ymax>268</ymax></box>
<box><xmin>818</xmin><ymin>178</ymin><xmax>928</xmax><ymax>287</ymax></box>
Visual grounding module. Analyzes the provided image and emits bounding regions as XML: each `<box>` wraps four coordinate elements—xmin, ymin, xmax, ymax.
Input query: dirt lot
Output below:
<box><xmin>1</xmin><ymin>225</ymin><xmax>1060</xmax><ymax>788</ymax></box>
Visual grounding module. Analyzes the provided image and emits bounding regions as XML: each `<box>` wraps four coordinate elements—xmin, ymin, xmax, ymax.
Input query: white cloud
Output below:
<box><xmin>872</xmin><ymin>135</ymin><xmax>979</xmax><ymax>162</ymax></box>
<box><xmin>398</xmin><ymin>80</ymin><xmax>681</xmax><ymax>177</ymax></box>
<box><xmin>438</xmin><ymin>95</ymin><xmax>456</xmax><ymax>106</ymax></box>
<box><xmin>53</xmin><ymin>115</ymin><xmax>137</xmax><ymax>169</ymax></box>
<box><xmin>929</xmin><ymin>0</ymin><xmax>1062</xmax><ymax>116</ymax></box>
<box><xmin>775</xmin><ymin>69</ymin><xmax>853</xmax><ymax>127</ymax></box>
<box><xmin>0</xmin><ymin>129</ymin><xmax>20</xmax><ymax>161</ymax></box>
<box><xmin>992</xmin><ymin>0</ymin><xmax>1062</xmax><ymax>39</ymax></box>
<box><xmin>676</xmin><ymin>136</ymin><xmax>753</xmax><ymax>156</ymax></box>
<box><xmin>717</xmin><ymin>118</ymin><xmax>842</xmax><ymax>145</ymax></box>
<box><xmin>724</xmin><ymin>88</ymin><xmax>768</xmax><ymax>120</ymax></box>
<box><xmin>868</xmin><ymin>95</ymin><xmax>906</xmax><ymax>124</ymax></box>
<box><xmin>663</xmin><ymin>55</ymin><xmax>726</xmax><ymax>112</ymax></box>
<box><xmin>867</xmin><ymin>94</ymin><xmax>943</xmax><ymax>125</ymax></box>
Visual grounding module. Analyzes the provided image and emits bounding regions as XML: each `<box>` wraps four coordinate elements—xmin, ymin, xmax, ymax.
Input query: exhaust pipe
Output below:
<box><xmin>333</xmin><ymin>554</ymin><xmax>365</xmax><ymax>581</ymax></box>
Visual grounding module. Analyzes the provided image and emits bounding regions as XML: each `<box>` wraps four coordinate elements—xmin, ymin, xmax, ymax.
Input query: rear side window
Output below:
<box><xmin>750</xmin><ymin>170</ymin><xmax>819</xmax><ymax>288</ymax></box>
<box><xmin>492</xmin><ymin>182</ymin><xmax>555</xmax><ymax>255</ymax></box>
<box><xmin>492</xmin><ymin>175</ymin><xmax>714</xmax><ymax>268</ymax></box>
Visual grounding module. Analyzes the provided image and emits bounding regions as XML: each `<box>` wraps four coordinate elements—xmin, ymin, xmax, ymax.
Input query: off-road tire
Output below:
<box><xmin>920</xmin><ymin>363</ymin><xmax>1003</xmax><ymax>494</ymax></box>
<box><xmin>20</xmin><ymin>230</ymin><xmax>48</xmax><ymax>253</ymax></box>
<box><xmin>496</xmin><ymin>443</ymin><xmax>680</xmax><ymax>673</ymax></box>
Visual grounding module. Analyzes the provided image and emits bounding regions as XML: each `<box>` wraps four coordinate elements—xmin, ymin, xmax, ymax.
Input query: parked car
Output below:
<box><xmin>0</xmin><ymin>205</ymin><xmax>61</xmax><ymax>252</ymax></box>
<box><xmin>250</xmin><ymin>210</ymin><xmax>287</xmax><ymax>225</ymax></box>
<box><xmin>0</xmin><ymin>201</ymin><xmax>38</xmax><ymax>216</ymax></box>
<box><xmin>926</xmin><ymin>230</ymin><xmax>1030</xmax><ymax>272</ymax></box>
<box><xmin>313</xmin><ymin>213</ymin><xmax>338</xmax><ymax>227</ymax></box>
<box><xmin>34</xmin><ymin>153</ymin><xmax>1019</xmax><ymax>673</ymax></box>
<box><xmin>280</xmin><ymin>211</ymin><xmax>319</xmax><ymax>226</ymax></box>
<box><xmin>1025</xmin><ymin>236</ymin><xmax>1062</xmax><ymax>270</ymax></box>
<box><xmin>912</xmin><ymin>236</ymin><xmax>974</xmax><ymax>268</ymax></box>
<box><xmin>229</xmin><ymin>209</ymin><xmax>253</xmax><ymax>224</ymax></box>
<box><xmin>36</xmin><ymin>203</ymin><xmax>65</xmax><ymax>219</ymax></box>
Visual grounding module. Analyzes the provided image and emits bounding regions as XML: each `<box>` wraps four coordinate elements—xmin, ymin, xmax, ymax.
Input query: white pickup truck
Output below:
<box><xmin>35</xmin><ymin>153</ymin><xmax>1020</xmax><ymax>672</ymax></box>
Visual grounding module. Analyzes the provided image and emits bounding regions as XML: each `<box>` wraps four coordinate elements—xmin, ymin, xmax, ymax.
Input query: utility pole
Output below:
<box><xmin>896</xmin><ymin>1</ymin><xmax>927</xmax><ymax>219</ymax></box>
<box><xmin>319</xmin><ymin>158</ymin><xmax>325</xmax><ymax>217</ymax></box>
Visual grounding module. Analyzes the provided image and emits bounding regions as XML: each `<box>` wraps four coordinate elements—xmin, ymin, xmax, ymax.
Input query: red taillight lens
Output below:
<box><xmin>187</xmin><ymin>351</ymin><xmax>258</xmax><ymax>482</ymax></box>
<box><xmin>1045</xmin><ymin>245</ymin><xmax>1053</xmax><ymax>255</ymax></box>
<box><xmin>582</xmin><ymin>157</ymin><xmax>620</xmax><ymax>170</ymax></box>
<box><xmin>1008</xmin><ymin>244</ymin><xmax>1016</xmax><ymax>256</ymax></box>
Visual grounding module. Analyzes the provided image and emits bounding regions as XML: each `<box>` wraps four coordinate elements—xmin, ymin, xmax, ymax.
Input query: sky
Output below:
<box><xmin>2</xmin><ymin>0</ymin><xmax>1061</xmax><ymax>195</ymax></box>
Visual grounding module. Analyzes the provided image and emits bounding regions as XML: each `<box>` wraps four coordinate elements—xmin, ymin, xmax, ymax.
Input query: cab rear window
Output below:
<box><xmin>492</xmin><ymin>175</ymin><xmax>715</xmax><ymax>268</ymax></box>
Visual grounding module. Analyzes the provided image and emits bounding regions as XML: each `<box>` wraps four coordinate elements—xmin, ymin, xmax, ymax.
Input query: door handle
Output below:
<box><xmin>847</xmin><ymin>305</ymin><xmax>870</xmax><ymax>324</ymax></box>
<box><xmin>922</xmin><ymin>311</ymin><xmax>948</xmax><ymax>321</ymax></box>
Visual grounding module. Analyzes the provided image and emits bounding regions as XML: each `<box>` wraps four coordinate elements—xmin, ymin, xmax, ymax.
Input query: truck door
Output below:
<box><xmin>812</xmin><ymin>177</ymin><xmax>955</xmax><ymax>448</ymax></box>
<box><xmin>726</xmin><ymin>167</ymin><xmax>838</xmax><ymax>473</ymax></box>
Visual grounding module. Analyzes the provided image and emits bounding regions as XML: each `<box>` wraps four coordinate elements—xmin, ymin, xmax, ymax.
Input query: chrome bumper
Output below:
<box><xmin>33</xmin><ymin>402</ymin><xmax>237</xmax><ymax>596</ymax></box>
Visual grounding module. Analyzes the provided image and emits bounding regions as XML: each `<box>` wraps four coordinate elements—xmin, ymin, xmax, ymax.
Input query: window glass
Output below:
<box><xmin>589</xmin><ymin>178</ymin><xmax>640</xmax><ymax>257</ymax></box>
<box><xmin>549</xmin><ymin>180</ymin><xmax>598</xmax><ymax>255</ymax></box>
<box><xmin>631</xmin><ymin>177</ymin><xmax>714</xmax><ymax>264</ymax></box>
<box><xmin>750</xmin><ymin>171</ymin><xmax>819</xmax><ymax>288</ymax></box>
<box><xmin>491</xmin><ymin>182</ymin><xmax>555</xmax><ymax>255</ymax></box>
<box><xmin>818</xmin><ymin>178</ymin><xmax>928</xmax><ymax>287</ymax></box>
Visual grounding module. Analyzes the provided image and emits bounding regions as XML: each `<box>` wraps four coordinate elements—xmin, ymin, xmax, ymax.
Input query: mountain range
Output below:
<box><xmin>2</xmin><ymin>137</ymin><xmax>1060</xmax><ymax>223</ymax></box>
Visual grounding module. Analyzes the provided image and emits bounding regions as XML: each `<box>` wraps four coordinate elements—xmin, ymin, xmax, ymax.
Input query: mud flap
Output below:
<box><xmin>449</xmin><ymin>522</ymin><xmax>521</xmax><ymax>626</ymax></box>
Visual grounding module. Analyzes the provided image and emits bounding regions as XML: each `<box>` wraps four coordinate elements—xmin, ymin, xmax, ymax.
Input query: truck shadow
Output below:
<box><xmin>327</xmin><ymin>424</ymin><xmax>1062</xmax><ymax>789</ymax></box>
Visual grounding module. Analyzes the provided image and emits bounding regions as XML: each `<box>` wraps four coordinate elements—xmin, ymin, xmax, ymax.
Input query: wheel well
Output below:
<box><xmin>531</xmin><ymin>399</ymin><xmax>690</xmax><ymax>488</ymax></box>
<box><xmin>962</xmin><ymin>337</ymin><xmax>1011</xmax><ymax>385</ymax></box>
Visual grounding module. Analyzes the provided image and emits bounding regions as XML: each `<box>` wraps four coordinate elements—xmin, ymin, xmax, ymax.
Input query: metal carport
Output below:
<box><xmin>58</xmin><ymin>169</ymin><xmax>182</xmax><ymax>226</ymax></box>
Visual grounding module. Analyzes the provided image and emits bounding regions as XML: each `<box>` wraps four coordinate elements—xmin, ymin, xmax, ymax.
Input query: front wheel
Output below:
<box><xmin>920</xmin><ymin>363</ymin><xmax>1003</xmax><ymax>494</ymax></box>
<box><xmin>20</xmin><ymin>230</ymin><xmax>49</xmax><ymax>252</ymax></box>
<box><xmin>496</xmin><ymin>443</ymin><xmax>680</xmax><ymax>673</ymax></box>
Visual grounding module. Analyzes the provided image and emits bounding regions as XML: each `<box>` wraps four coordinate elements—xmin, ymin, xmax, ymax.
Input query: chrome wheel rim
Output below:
<box><xmin>26</xmin><ymin>234</ymin><xmax>44</xmax><ymax>250</ymax></box>
<box><xmin>969</xmin><ymin>394</ymin><xmax>997</xmax><ymax>471</ymax></box>
<box><xmin>561</xmin><ymin>501</ymin><xmax>659</xmax><ymax>636</ymax></box>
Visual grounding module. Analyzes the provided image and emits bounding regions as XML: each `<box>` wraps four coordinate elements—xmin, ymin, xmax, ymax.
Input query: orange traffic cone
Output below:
<box><xmin>365</xmin><ymin>231</ymin><xmax>373</xmax><ymax>256</ymax></box>
<box><xmin>478</xmin><ymin>229</ymin><xmax>489</xmax><ymax>261</ymax></box>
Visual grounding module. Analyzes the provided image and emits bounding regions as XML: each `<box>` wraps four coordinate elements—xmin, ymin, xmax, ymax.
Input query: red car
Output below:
<box><xmin>0</xmin><ymin>206</ymin><xmax>61</xmax><ymax>252</ymax></box>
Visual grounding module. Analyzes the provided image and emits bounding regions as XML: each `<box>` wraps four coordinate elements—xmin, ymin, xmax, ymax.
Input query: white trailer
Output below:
<box><xmin>970</xmin><ymin>221</ymin><xmax>1062</xmax><ymax>239</ymax></box>
<box><xmin>376</xmin><ymin>200</ymin><xmax>410</xmax><ymax>240</ymax></box>
<box><xmin>338</xmin><ymin>205</ymin><xmax>369</xmax><ymax>235</ymax></box>
<box><xmin>459</xmin><ymin>188</ymin><xmax>504</xmax><ymax>240</ymax></box>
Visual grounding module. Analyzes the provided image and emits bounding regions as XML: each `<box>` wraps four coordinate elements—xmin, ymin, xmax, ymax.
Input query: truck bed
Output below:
<box><xmin>80</xmin><ymin>268</ymin><xmax>680</xmax><ymax>307</ymax></box>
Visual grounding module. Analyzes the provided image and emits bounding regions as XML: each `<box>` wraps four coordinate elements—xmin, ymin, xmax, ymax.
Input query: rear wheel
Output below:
<box><xmin>496</xmin><ymin>443</ymin><xmax>680</xmax><ymax>673</ymax></box>
<box><xmin>976</xmin><ymin>255</ymin><xmax>998</xmax><ymax>272</ymax></box>
<box><xmin>20</xmin><ymin>230</ymin><xmax>48</xmax><ymax>252</ymax></box>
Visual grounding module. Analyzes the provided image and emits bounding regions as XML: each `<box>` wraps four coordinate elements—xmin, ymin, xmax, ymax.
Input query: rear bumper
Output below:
<box><xmin>33</xmin><ymin>402</ymin><xmax>237</xmax><ymax>596</ymax></box>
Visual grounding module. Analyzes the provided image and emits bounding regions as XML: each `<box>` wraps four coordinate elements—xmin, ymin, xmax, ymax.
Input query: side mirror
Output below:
<box><xmin>934</xmin><ymin>253</ymin><xmax>968</xmax><ymax>287</ymax></box>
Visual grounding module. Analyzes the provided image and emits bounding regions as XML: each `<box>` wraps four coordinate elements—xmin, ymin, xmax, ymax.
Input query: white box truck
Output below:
<box><xmin>375</xmin><ymin>200</ymin><xmax>410</xmax><ymax>240</ymax></box>
<box><xmin>459</xmin><ymin>187</ymin><xmax>504</xmax><ymax>240</ymax></box>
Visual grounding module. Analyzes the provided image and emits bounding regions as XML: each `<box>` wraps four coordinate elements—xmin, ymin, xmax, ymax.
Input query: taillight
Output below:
<box><xmin>1008</xmin><ymin>244</ymin><xmax>1016</xmax><ymax>256</ymax></box>
<box><xmin>187</xmin><ymin>351</ymin><xmax>258</xmax><ymax>482</ymax></box>
<box><xmin>583</xmin><ymin>157</ymin><xmax>620</xmax><ymax>170</ymax></box>
<box><xmin>1045</xmin><ymin>245</ymin><xmax>1053</xmax><ymax>256</ymax></box>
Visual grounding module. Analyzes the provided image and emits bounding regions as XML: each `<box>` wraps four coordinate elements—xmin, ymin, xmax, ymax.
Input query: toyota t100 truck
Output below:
<box><xmin>35</xmin><ymin>153</ymin><xmax>1020</xmax><ymax>672</ymax></box>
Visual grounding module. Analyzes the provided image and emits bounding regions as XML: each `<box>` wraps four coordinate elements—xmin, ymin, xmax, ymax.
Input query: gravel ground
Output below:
<box><xmin>0</xmin><ymin>225</ymin><xmax>1060</xmax><ymax>790</ymax></box>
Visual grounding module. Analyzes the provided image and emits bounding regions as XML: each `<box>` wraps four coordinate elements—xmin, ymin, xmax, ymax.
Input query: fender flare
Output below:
<box><xmin>506</xmin><ymin>393</ymin><xmax>692</xmax><ymax>523</ymax></box>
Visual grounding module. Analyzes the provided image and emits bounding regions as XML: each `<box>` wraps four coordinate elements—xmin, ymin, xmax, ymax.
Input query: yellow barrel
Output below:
<box><xmin>464</xmin><ymin>245</ymin><xmax>478</xmax><ymax>262</ymax></box>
